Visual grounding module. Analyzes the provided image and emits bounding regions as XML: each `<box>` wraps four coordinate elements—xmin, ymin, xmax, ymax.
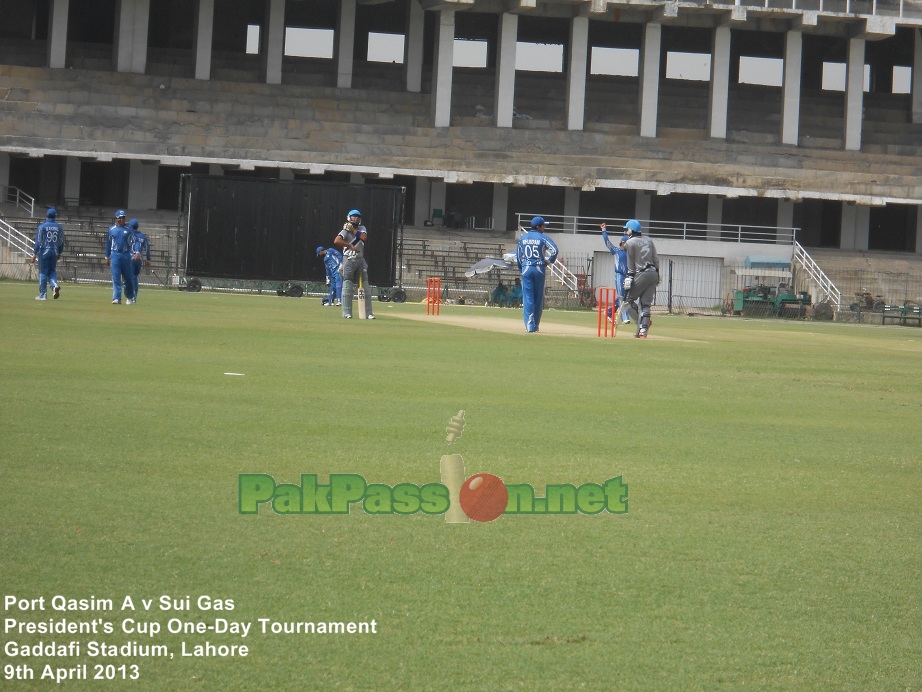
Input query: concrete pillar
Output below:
<box><xmin>639</xmin><ymin>23</ymin><xmax>662</xmax><ymax>138</ymax></box>
<box><xmin>707</xmin><ymin>195</ymin><xmax>723</xmax><ymax>241</ymax></box>
<box><xmin>844</xmin><ymin>37</ymin><xmax>865</xmax><ymax>151</ymax></box>
<box><xmin>840</xmin><ymin>202</ymin><xmax>870</xmax><ymax>250</ymax></box>
<box><xmin>915</xmin><ymin>205</ymin><xmax>922</xmax><ymax>253</ymax></box>
<box><xmin>115</xmin><ymin>0</ymin><xmax>151</xmax><ymax>74</ymax></box>
<box><xmin>128</xmin><ymin>160</ymin><xmax>159</xmax><ymax>210</ymax></box>
<box><xmin>335</xmin><ymin>0</ymin><xmax>357</xmax><ymax>89</ymax></box>
<box><xmin>912</xmin><ymin>30</ymin><xmax>922</xmax><ymax>124</ymax></box>
<box><xmin>492</xmin><ymin>183</ymin><xmax>509</xmax><ymax>232</ymax></box>
<box><xmin>47</xmin><ymin>0</ymin><xmax>70</xmax><ymax>69</ymax></box>
<box><xmin>194</xmin><ymin>0</ymin><xmax>215</xmax><ymax>80</ymax></box>
<box><xmin>0</xmin><ymin>153</ymin><xmax>10</xmax><ymax>189</ymax></box>
<box><xmin>264</xmin><ymin>0</ymin><xmax>285</xmax><ymax>85</ymax></box>
<box><xmin>709</xmin><ymin>26</ymin><xmax>731</xmax><ymax>140</ymax></box>
<box><xmin>414</xmin><ymin>177</ymin><xmax>430</xmax><ymax>226</ymax></box>
<box><xmin>405</xmin><ymin>0</ymin><xmax>424</xmax><ymax>93</ymax></box>
<box><xmin>564</xmin><ymin>187</ymin><xmax>580</xmax><ymax>231</ymax></box>
<box><xmin>566</xmin><ymin>17</ymin><xmax>589</xmax><ymax>131</ymax></box>
<box><xmin>777</xmin><ymin>199</ymin><xmax>794</xmax><ymax>244</ymax></box>
<box><xmin>782</xmin><ymin>31</ymin><xmax>802</xmax><ymax>145</ymax></box>
<box><xmin>431</xmin><ymin>11</ymin><xmax>455</xmax><ymax>128</ymax></box>
<box><xmin>430</xmin><ymin>180</ymin><xmax>447</xmax><ymax>222</ymax></box>
<box><xmin>64</xmin><ymin>157</ymin><xmax>81</xmax><ymax>205</ymax></box>
<box><xmin>495</xmin><ymin>13</ymin><xmax>518</xmax><ymax>128</ymax></box>
<box><xmin>635</xmin><ymin>190</ymin><xmax>652</xmax><ymax>222</ymax></box>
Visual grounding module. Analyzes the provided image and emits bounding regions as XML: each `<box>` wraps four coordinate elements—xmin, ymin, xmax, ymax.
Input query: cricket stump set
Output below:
<box><xmin>597</xmin><ymin>288</ymin><xmax>617</xmax><ymax>338</ymax></box>
<box><xmin>426</xmin><ymin>277</ymin><xmax>441</xmax><ymax>315</ymax></box>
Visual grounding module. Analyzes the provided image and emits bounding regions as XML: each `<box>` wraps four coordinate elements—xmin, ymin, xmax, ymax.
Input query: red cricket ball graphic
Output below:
<box><xmin>459</xmin><ymin>473</ymin><xmax>508</xmax><ymax>522</ymax></box>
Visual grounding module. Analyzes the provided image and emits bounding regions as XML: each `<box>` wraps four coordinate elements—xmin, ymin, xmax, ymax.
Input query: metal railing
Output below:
<box><xmin>549</xmin><ymin>255</ymin><xmax>580</xmax><ymax>294</ymax></box>
<box><xmin>516</xmin><ymin>213</ymin><xmax>796</xmax><ymax>245</ymax></box>
<box><xmin>793</xmin><ymin>241</ymin><xmax>842</xmax><ymax>308</ymax></box>
<box><xmin>687</xmin><ymin>0</ymin><xmax>921</xmax><ymax>18</ymax></box>
<box><xmin>2</xmin><ymin>186</ymin><xmax>35</xmax><ymax>217</ymax></box>
<box><xmin>0</xmin><ymin>217</ymin><xmax>33</xmax><ymax>258</ymax></box>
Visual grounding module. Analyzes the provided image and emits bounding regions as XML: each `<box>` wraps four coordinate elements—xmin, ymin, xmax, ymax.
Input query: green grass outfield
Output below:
<box><xmin>2</xmin><ymin>281</ymin><xmax>920</xmax><ymax>690</ymax></box>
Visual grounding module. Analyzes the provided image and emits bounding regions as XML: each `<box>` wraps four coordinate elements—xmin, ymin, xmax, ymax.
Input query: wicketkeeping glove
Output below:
<box><xmin>623</xmin><ymin>276</ymin><xmax>633</xmax><ymax>293</ymax></box>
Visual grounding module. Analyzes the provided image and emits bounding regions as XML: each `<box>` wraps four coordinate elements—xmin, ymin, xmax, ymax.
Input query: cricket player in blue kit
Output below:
<box><xmin>516</xmin><ymin>216</ymin><xmax>559</xmax><ymax>333</ymax></box>
<box><xmin>32</xmin><ymin>208</ymin><xmax>65</xmax><ymax>301</ymax></box>
<box><xmin>129</xmin><ymin>219</ymin><xmax>150</xmax><ymax>302</ymax></box>
<box><xmin>105</xmin><ymin>210</ymin><xmax>136</xmax><ymax>304</ymax></box>
<box><xmin>601</xmin><ymin>224</ymin><xmax>631</xmax><ymax>324</ymax></box>
<box><xmin>316</xmin><ymin>245</ymin><xmax>343</xmax><ymax>306</ymax></box>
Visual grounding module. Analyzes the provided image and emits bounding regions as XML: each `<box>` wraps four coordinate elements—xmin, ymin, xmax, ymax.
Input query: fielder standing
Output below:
<box><xmin>333</xmin><ymin>209</ymin><xmax>374</xmax><ymax>320</ymax></box>
<box><xmin>32</xmin><ymin>208</ymin><xmax>65</xmax><ymax>301</ymax></box>
<box><xmin>516</xmin><ymin>216</ymin><xmax>558</xmax><ymax>333</ymax></box>
<box><xmin>601</xmin><ymin>224</ymin><xmax>631</xmax><ymax>324</ymax></box>
<box><xmin>129</xmin><ymin>218</ymin><xmax>150</xmax><ymax>302</ymax></box>
<box><xmin>622</xmin><ymin>219</ymin><xmax>659</xmax><ymax>338</ymax></box>
<box><xmin>105</xmin><ymin>210</ymin><xmax>136</xmax><ymax>305</ymax></box>
<box><xmin>316</xmin><ymin>245</ymin><xmax>343</xmax><ymax>306</ymax></box>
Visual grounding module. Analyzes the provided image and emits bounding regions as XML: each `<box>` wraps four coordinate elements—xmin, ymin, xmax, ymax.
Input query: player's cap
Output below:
<box><xmin>531</xmin><ymin>216</ymin><xmax>547</xmax><ymax>228</ymax></box>
<box><xmin>46</xmin><ymin>208</ymin><xmax>57</xmax><ymax>218</ymax></box>
<box><xmin>624</xmin><ymin>219</ymin><xmax>642</xmax><ymax>235</ymax></box>
<box><xmin>316</xmin><ymin>246</ymin><xmax>325</xmax><ymax>256</ymax></box>
<box><xmin>620</xmin><ymin>235</ymin><xmax>629</xmax><ymax>244</ymax></box>
<box><xmin>115</xmin><ymin>209</ymin><xmax>127</xmax><ymax>218</ymax></box>
<box><xmin>129</xmin><ymin>219</ymin><xmax>139</xmax><ymax>229</ymax></box>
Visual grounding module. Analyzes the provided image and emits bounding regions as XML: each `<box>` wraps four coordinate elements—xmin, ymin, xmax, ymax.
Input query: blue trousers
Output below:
<box><xmin>521</xmin><ymin>265</ymin><xmax>547</xmax><ymax>332</ymax></box>
<box><xmin>38</xmin><ymin>254</ymin><xmax>59</xmax><ymax>297</ymax></box>
<box><xmin>131</xmin><ymin>258</ymin><xmax>143</xmax><ymax>300</ymax></box>
<box><xmin>328</xmin><ymin>273</ymin><xmax>342</xmax><ymax>303</ymax></box>
<box><xmin>110</xmin><ymin>253</ymin><xmax>135</xmax><ymax>302</ymax></box>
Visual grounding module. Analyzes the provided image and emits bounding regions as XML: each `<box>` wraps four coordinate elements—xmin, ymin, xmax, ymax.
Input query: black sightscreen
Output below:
<box><xmin>181</xmin><ymin>175</ymin><xmax>403</xmax><ymax>286</ymax></box>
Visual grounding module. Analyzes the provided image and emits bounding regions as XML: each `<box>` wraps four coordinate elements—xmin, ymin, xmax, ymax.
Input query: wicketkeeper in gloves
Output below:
<box><xmin>622</xmin><ymin>219</ymin><xmax>659</xmax><ymax>338</ymax></box>
<box><xmin>333</xmin><ymin>209</ymin><xmax>374</xmax><ymax>319</ymax></box>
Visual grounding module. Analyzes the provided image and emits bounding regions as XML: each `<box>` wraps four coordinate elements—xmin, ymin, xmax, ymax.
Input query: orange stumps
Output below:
<box><xmin>597</xmin><ymin>288</ymin><xmax>617</xmax><ymax>338</ymax></box>
<box><xmin>426</xmin><ymin>277</ymin><xmax>442</xmax><ymax>315</ymax></box>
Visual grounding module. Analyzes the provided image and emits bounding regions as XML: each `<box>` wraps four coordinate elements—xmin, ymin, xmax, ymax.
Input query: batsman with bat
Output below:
<box><xmin>333</xmin><ymin>209</ymin><xmax>375</xmax><ymax>320</ymax></box>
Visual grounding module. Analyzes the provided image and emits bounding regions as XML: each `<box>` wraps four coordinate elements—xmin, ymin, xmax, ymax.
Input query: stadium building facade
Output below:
<box><xmin>2</xmin><ymin>0</ymin><xmax>922</xmax><ymax>254</ymax></box>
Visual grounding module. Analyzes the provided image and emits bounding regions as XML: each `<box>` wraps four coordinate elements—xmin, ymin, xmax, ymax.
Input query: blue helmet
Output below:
<box><xmin>316</xmin><ymin>246</ymin><xmax>325</xmax><ymax>256</ymax></box>
<box><xmin>531</xmin><ymin>216</ymin><xmax>547</xmax><ymax>228</ymax></box>
<box><xmin>115</xmin><ymin>209</ymin><xmax>127</xmax><ymax>219</ymax></box>
<box><xmin>129</xmin><ymin>219</ymin><xmax>139</xmax><ymax>229</ymax></box>
<box><xmin>624</xmin><ymin>219</ymin><xmax>642</xmax><ymax>235</ymax></box>
<box><xmin>46</xmin><ymin>208</ymin><xmax>57</xmax><ymax>218</ymax></box>
<box><xmin>347</xmin><ymin>209</ymin><xmax>362</xmax><ymax>219</ymax></box>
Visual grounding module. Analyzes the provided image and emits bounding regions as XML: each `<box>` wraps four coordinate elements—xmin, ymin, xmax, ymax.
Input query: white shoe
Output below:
<box><xmin>53</xmin><ymin>286</ymin><xmax>60</xmax><ymax>299</ymax></box>
<box><xmin>344</xmin><ymin>315</ymin><xmax>352</xmax><ymax>319</ymax></box>
<box><xmin>112</xmin><ymin>299</ymin><xmax>120</xmax><ymax>304</ymax></box>
<box><xmin>334</xmin><ymin>300</ymin><xmax>341</xmax><ymax>306</ymax></box>
<box><xmin>36</xmin><ymin>295</ymin><xmax>46</xmax><ymax>301</ymax></box>
<box><xmin>366</xmin><ymin>315</ymin><xmax>375</xmax><ymax>320</ymax></box>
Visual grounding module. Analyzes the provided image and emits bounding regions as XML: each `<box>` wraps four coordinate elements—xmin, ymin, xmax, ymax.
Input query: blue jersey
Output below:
<box><xmin>602</xmin><ymin>231</ymin><xmax>628</xmax><ymax>275</ymax></box>
<box><xmin>34</xmin><ymin>220</ymin><xmax>65</xmax><ymax>258</ymax></box>
<box><xmin>323</xmin><ymin>248</ymin><xmax>342</xmax><ymax>276</ymax></box>
<box><xmin>106</xmin><ymin>224</ymin><xmax>134</xmax><ymax>256</ymax></box>
<box><xmin>132</xmin><ymin>231</ymin><xmax>150</xmax><ymax>260</ymax></box>
<box><xmin>516</xmin><ymin>230</ymin><xmax>558</xmax><ymax>269</ymax></box>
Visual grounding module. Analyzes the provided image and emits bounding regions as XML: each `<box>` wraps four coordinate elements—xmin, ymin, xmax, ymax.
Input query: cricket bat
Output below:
<box><xmin>357</xmin><ymin>273</ymin><xmax>367</xmax><ymax>319</ymax></box>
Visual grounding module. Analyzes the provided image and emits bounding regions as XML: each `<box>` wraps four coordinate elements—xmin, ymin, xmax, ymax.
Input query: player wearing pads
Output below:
<box><xmin>316</xmin><ymin>245</ymin><xmax>343</xmax><ymax>306</ymax></box>
<box><xmin>516</xmin><ymin>216</ymin><xmax>559</xmax><ymax>333</ymax></box>
<box><xmin>32</xmin><ymin>208</ymin><xmax>65</xmax><ymax>301</ymax></box>
<box><xmin>333</xmin><ymin>209</ymin><xmax>374</xmax><ymax>320</ymax></box>
<box><xmin>105</xmin><ymin>210</ymin><xmax>136</xmax><ymax>305</ymax></box>
<box><xmin>622</xmin><ymin>219</ymin><xmax>659</xmax><ymax>338</ymax></box>
<box><xmin>129</xmin><ymin>219</ymin><xmax>150</xmax><ymax>302</ymax></box>
<box><xmin>601</xmin><ymin>224</ymin><xmax>631</xmax><ymax>324</ymax></box>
